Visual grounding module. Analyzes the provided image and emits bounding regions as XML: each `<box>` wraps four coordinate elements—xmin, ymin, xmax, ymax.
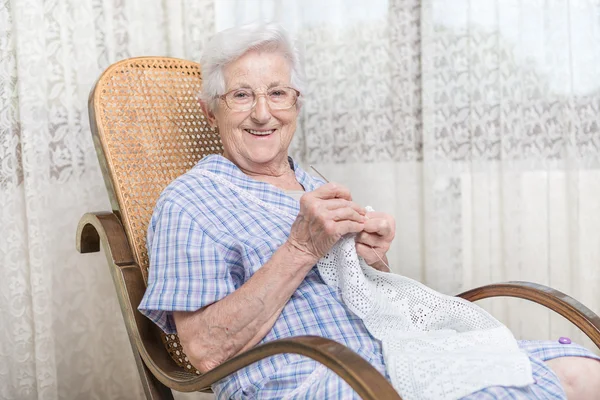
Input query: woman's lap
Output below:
<box><xmin>461</xmin><ymin>339</ymin><xmax>600</xmax><ymax>399</ymax></box>
<box><xmin>239</xmin><ymin>339</ymin><xmax>599</xmax><ymax>399</ymax></box>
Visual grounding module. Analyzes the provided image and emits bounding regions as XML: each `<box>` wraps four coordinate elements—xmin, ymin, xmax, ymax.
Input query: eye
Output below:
<box><xmin>270</xmin><ymin>89</ymin><xmax>287</xmax><ymax>97</ymax></box>
<box><xmin>233</xmin><ymin>90</ymin><xmax>251</xmax><ymax>99</ymax></box>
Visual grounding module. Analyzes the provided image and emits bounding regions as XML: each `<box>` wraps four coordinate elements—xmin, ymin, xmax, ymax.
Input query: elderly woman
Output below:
<box><xmin>139</xmin><ymin>23</ymin><xmax>600</xmax><ymax>399</ymax></box>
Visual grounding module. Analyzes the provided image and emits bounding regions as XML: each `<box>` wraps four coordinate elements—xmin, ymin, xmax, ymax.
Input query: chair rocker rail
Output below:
<box><xmin>459</xmin><ymin>282</ymin><xmax>600</xmax><ymax>349</ymax></box>
<box><xmin>76</xmin><ymin>211</ymin><xmax>402</xmax><ymax>400</ymax></box>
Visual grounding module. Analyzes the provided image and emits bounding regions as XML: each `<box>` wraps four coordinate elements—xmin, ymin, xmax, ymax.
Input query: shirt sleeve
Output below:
<box><xmin>138</xmin><ymin>200</ymin><xmax>236</xmax><ymax>334</ymax></box>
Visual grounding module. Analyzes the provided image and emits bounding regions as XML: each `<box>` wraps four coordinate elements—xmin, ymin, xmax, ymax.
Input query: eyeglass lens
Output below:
<box><xmin>225</xmin><ymin>87</ymin><xmax>297</xmax><ymax>111</ymax></box>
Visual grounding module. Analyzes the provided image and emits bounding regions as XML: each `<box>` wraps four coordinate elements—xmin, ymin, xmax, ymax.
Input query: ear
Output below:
<box><xmin>200</xmin><ymin>99</ymin><xmax>217</xmax><ymax>128</ymax></box>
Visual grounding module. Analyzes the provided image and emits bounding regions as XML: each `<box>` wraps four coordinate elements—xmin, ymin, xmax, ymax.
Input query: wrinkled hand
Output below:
<box><xmin>355</xmin><ymin>212</ymin><xmax>396</xmax><ymax>272</ymax></box>
<box><xmin>287</xmin><ymin>183</ymin><xmax>367</xmax><ymax>263</ymax></box>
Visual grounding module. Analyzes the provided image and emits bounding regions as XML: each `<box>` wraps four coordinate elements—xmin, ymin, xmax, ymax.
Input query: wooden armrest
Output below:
<box><xmin>458</xmin><ymin>281</ymin><xmax>600</xmax><ymax>349</ymax></box>
<box><xmin>76</xmin><ymin>212</ymin><xmax>401</xmax><ymax>399</ymax></box>
<box><xmin>177</xmin><ymin>336</ymin><xmax>401</xmax><ymax>399</ymax></box>
<box><xmin>76</xmin><ymin>211</ymin><xmax>134</xmax><ymax>265</ymax></box>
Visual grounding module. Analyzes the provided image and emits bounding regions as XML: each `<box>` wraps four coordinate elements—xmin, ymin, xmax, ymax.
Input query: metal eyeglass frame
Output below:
<box><xmin>218</xmin><ymin>87</ymin><xmax>301</xmax><ymax>111</ymax></box>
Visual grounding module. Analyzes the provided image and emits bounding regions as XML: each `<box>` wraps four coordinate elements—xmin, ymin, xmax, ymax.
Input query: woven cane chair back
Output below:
<box><xmin>90</xmin><ymin>56</ymin><xmax>222</xmax><ymax>278</ymax></box>
<box><xmin>89</xmin><ymin>56</ymin><xmax>222</xmax><ymax>374</ymax></box>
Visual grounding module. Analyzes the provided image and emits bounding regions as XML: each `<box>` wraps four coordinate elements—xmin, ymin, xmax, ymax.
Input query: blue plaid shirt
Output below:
<box><xmin>138</xmin><ymin>155</ymin><xmax>386</xmax><ymax>397</ymax></box>
<box><xmin>139</xmin><ymin>154</ymin><xmax>598</xmax><ymax>399</ymax></box>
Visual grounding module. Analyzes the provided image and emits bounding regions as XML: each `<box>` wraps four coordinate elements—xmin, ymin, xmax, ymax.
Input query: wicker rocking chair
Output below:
<box><xmin>76</xmin><ymin>57</ymin><xmax>600</xmax><ymax>400</ymax></box>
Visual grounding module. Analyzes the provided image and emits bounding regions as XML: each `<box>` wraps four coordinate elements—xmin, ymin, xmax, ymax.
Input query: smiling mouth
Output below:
<box><xmin>245</xmin><ymin>129</ymin><xmax>275</xmax><ymax>136</ymax></box>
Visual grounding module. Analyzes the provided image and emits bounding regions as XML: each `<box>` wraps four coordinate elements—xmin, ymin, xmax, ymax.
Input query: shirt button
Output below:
<box><xmin>558</xmin><ymin>336</ymin><xmax>572</xmax><ymax>344</ymax></box>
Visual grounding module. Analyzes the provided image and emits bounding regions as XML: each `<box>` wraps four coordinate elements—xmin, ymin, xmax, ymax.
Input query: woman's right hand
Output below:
<box><xmin>286</xmin><ymin>183</ymin><xmax>367</xmax><ymax>262</ymax></box>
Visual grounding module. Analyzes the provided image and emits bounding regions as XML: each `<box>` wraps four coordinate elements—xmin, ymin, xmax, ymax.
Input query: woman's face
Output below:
<box><xmin>210</xmin><ymin>50</ymin><xmax>299</xmax><ymax>173</ymax></box>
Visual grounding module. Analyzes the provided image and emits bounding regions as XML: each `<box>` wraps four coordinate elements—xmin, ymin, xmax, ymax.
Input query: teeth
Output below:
<box><xmin>247</xmin><ymin>129</ymin><xmax>274</xmax><ymax>136</ymax></box>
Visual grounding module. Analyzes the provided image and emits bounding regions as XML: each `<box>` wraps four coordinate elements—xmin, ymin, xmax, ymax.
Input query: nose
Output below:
<box><xmin>250</xmin><ymin>95</ymin><xmax>272</xmax><ymax>124</ymax></box>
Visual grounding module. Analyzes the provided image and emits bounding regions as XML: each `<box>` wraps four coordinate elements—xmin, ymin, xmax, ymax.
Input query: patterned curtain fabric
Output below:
<box><xmin>1</xmin><ymin>0</ymin><xmax>600</xmax><ymax>399</ymax></box>
<box><xmin>219</xmin><ymin>0</ymin><xmax>600</xmax><ymax>352</ymax></box>
<box><xmin>419</xmin><ymin>0</ymin><xmax>600</xmax><ymax>351</ymax></box>
<box><xmin>0</xmin><ymin>1</ymin><xmax>214</xmax><ymax>399</ymax></box>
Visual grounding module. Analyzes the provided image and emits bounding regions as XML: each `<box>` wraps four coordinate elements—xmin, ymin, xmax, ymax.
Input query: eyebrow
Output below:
<box><xmin>267</xmin><ymin>81</ymin><xmax>286</xmax><ymax>88</ymax></box>
<box><xmin>228</xmin><ymin>81</ymin><xmax>287</xmax><ymax>91</ymax></box>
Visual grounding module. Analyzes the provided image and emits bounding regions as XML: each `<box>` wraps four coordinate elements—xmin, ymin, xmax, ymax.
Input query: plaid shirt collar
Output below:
<box><xmin>192</xmin><ymin>153</ymin><xmax>322</xmax><ymax>201</ymax></box>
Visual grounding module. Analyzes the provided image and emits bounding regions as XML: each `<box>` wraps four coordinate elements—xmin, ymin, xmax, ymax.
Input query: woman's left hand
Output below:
<box><xmin>355</xmin><ymin>212</ymin><xmax>396</xmax><ymax>272</ymax></box>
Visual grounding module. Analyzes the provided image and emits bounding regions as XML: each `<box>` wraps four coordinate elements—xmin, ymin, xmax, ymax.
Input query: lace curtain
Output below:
<box><xmin>219</xmin><ymin>0</ymin><xmax>600</xmax><ymax>355</ymax></box>
<box><xmin>2</xmin><ymin>0</ymin><xmax>600</xmax><ymax>399</ymax></box>
<box><xmin>418</xmin><ymin>0</ymin><xmax>600</xmax><ymax>351</ymax></box>
<box><xmin>0</xmin><ymin>0</ymin><xmax>214</xmax><ymax>399</ymax></box>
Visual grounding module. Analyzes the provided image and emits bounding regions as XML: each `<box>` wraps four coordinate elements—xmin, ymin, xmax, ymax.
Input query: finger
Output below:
<box><xmin>355</xmin><ymin>242</ymin><xmax>375</xmax><ymax>260</ymax></box>
<box><xmin>362</xmin><ymin>218</ymin><xmax>392</xmax><ymax>237</ymax></box>
<box><xmin>355</xmin><ymin>231</ymin><xmax>387</xmax><ymax>248</ymax></box>
<box><xmin>355</xmin><ymin>243</ymin><xmax>390</xmax><ymax>272</ymax></box>
<box><xmin>355</xmin><ymin>231</ymin><xmax>377</xmax><ymax>247</ymax></box>
<box><xmin>364</xmin><ymin>213</ymin><xmax>396</xmax><ymax>237</ymax></box>
<box><xmin>355</xmin><ymin>242</ymin><xmax>371</xmax><ymax>259</ymax></box>
<box><xmin>323</xmin><ymin>199</ymin><xmax>366</xmax><ymax>215</ymax></box>
<box><xmin>312</xmin><ymin>182</ymin><xmax>352</xmax><ymax>201</ymax></box>
<box><xmin>365</xmin><ymin>211</ymin><xmax>389</xmax><ymax>219</ymax></box>
<box><xmin>328</xmin><ymin>207</ymin><xmax>367</xmax><ymax>223</ymax></box>
<box><xmin>334</xmin><ymin>220</ymin><xmax>365</xmax><ymax>236</ymax></box>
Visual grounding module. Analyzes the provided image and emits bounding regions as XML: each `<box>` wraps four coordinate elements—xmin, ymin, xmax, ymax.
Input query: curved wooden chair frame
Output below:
<box><xmin>77</xmin><ymin>57</ymin><xmax>600</xmax><ymax>400</ymax></box>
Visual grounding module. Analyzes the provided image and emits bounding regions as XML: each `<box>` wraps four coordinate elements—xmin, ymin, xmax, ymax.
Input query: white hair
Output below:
<box><xmin>199</xmin><ymin>22</ymin><xmax>305</xmax><ymax>112</ymax></box>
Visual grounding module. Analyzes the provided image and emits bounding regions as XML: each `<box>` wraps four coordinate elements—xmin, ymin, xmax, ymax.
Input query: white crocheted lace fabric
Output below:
<box><xmin>197</xmin><ymin>170</ymin><xmax>534</xmax><ymax>400</ymax></box>
<box><xmin>317</xmin><ymin>235</ymin><xmax>533</xmax><ymax>399</ymax></box>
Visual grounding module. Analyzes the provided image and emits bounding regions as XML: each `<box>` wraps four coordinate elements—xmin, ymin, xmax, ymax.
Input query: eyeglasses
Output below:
<box><xmin>219</xmin><ymin>86</ymin><xmax>300</xmax><ymax>112</ymax></box>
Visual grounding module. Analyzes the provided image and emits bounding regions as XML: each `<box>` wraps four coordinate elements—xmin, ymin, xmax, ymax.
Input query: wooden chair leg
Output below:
<box><xmin>132</xmin><ymin>346</ymin><xmax>174</xmax><ymax>400</ymax></box>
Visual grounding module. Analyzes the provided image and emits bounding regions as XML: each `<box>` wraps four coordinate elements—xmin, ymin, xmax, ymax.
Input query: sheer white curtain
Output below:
<box><xmin>0</xmin><ymin>1</ymin><xmax>214</xmax><ymax>399</ymax></box>
<box><xmin>217</xmin><ymin>0</ymin><xmax>600</xmax><ymax>351</ymax></box>
<box><xmin>420</xmin><ymin>0</ymin><xmax>600</xmax><ymax>350</ymax></box>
